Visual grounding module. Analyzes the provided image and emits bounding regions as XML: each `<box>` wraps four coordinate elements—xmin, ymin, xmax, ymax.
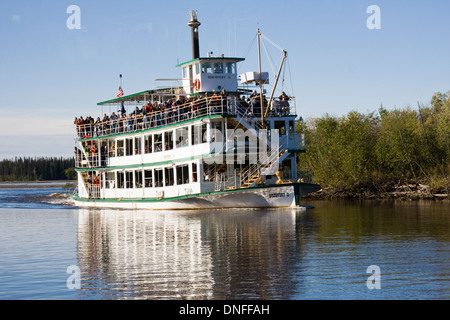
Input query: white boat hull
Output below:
<box><xmin>71</xmin><ymin>183</ymin><xmax>319</xmax><ymax>210</ymax></box>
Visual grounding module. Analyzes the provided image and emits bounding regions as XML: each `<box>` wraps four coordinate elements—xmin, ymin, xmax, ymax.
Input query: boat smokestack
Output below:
<box><xmin>188</xmin><ymin>10</ymin><xmax>201</xmax><ymax>59</ymax></box>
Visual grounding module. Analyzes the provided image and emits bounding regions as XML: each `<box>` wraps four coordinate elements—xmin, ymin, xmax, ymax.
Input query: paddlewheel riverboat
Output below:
<box><xmin>71</xmin><ymin>11</ymin><xmax>320</xmax><ymax>209</ymax></box>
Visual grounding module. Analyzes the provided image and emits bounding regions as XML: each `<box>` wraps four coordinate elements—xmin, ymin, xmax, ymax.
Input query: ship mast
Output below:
<box><xmin>257</xmin><ymin>29</ymin><xmax>288</xmax><ymax>126</ymax></box>
<box><xmin>264</xmin><ymin>50</ymin><xmax>287</xmax><ymax>121</ymax></box>
<box><xmin>257</xmin><ymin>29</ymin><xmax>265</xmax><ymax>128</ymax></box>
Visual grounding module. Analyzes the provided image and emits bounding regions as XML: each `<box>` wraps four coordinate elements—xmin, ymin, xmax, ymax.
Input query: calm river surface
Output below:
<box><xmin>0</xmin><ymin>185</ymin><xmax>448</xmax><ymax>300</ymax></box>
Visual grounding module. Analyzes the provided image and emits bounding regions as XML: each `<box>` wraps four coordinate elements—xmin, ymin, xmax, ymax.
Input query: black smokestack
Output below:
<box><xmin>188</xmin><ymin>11</ymin><xmax>201</xmax><ymax>59</ymax></box>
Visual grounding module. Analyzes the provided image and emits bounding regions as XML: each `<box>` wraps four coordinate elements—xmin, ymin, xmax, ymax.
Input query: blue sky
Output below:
<box><xmin>1</xmin><ymin>0</ymin><xmax>449</xmax><ymax>159</ymax></box>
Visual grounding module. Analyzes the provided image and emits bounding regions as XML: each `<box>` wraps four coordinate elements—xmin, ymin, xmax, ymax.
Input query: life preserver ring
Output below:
<box><xmin>193</xmin><ymin>79</ymin><xmax>200</xmax><ymax>92</ymax></box>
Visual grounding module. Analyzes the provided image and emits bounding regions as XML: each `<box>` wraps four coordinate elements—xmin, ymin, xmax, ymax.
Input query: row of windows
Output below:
<box><xmin>182</xmin><ymin>62</ymin><xmax>236</xmax><ymax>78</ymax></box>
<box><xmin>104</xmin><ymin>163</ymin><xmax>198</xmax><ymax>189</ymax></box>
<box><xmin>111</xmin><ymin>123</ymin><xmax>207</xmax><ymax>157</ymax></box>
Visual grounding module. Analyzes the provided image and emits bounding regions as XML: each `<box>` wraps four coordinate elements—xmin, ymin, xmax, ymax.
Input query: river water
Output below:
<box><xmin>0</xmin><ymin>185</ymin><xmax>448</xmax><ymax>300</ymax></box>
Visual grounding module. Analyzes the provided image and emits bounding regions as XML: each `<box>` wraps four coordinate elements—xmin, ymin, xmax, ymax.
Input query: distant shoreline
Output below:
<box><xmin>0</xmin><ymin>181</ymin><xmax>75</xmax><ymax>189</ymax></box>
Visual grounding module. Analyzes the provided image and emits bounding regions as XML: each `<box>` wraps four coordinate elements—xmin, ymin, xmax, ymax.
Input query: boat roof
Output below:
<box><xmin>175</xmin><ymin>57</ymin><xmax>245</xmax><ymax>68</ymax></box>
<box><xmin>97</xmin><ymin>88</ymin><xmax>180</xmax><ymax>106</ymax></box>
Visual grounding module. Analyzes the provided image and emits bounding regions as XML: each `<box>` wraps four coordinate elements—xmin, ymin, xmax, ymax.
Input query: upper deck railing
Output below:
<box><xmin>74</xmin><ymin>95</ymin><xmax>296</xmax><ymax>140</ymax></box>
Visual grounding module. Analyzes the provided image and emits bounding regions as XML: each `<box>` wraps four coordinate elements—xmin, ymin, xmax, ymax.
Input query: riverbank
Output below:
<box><xmin>304</xmin><ymin>182</ymin><xmax>449</xmax><ymax>201</ymax></box>
<box><xmin>0</xmin><ymin>181</ymin><xmax>75</xmax><ymax>189</ymax></box>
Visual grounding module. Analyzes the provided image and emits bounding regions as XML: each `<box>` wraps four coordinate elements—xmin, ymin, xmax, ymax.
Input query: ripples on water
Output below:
<box><xmin>0</xmin><ymin>186</ymin><xmax>449</xmax><ymax>300</ymax></box>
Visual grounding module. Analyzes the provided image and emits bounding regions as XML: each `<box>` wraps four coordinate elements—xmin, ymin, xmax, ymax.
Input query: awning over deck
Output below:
<box><xmin>97</xmin><ymin>87</ymin><xmax>183</xmax><ymax>106</ymax></box>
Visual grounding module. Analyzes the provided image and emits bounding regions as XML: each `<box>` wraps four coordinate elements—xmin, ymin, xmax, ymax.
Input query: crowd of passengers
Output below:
<box><xmin>74</xmin><ymin>90</ymin><xmax>291</xmax><ymax>139</ymax></box>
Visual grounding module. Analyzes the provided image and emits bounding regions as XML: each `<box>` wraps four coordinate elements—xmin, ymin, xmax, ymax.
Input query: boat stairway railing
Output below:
<box><xmin>239</xmin><ymin>135</ymin><xmax>289</xmax><ymax>188</ymax></box>
<box><xmin>234</xmin><ymin>105</ymin><xmax>264</xmax><ymax>132</ymax></box>
<box><xmin>75</xmin><ymin>142</ymin><xmax>91</xmax><ymax>168</ymax></box>
<box><xmin>75</xmin><ymin>141</ymin><xmax>110</xmax><ymax>169</ymax></box>
<box><xmin>214</xmin><ymin>170</ymin><xmax>239</xmax><ymax>191</ymax></box>
<box><xmin>79</xmin><ymin>172</ymin><xmax>91</xmax><ymax>197</ymax></box>
<box><xmin>79</xmin><ymin>171</ymin><xmax>101</xmax><ymax>199</ymax></box>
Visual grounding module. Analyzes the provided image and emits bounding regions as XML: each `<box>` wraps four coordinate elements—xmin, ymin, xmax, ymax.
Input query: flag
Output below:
<box><xmin>117</xmin><ymin>86</ymin><xmax>124</xmax><ymax>98</ymax></box>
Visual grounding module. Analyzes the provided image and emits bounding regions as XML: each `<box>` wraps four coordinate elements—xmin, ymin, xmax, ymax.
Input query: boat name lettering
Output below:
<box><xmin>207</xmin><ymin>75</ymin><xmax>226</xmax><ymax>79</ymax></box>
<box><xmin>268</xmin><ymin>192</ymin><xmax>288</xmax><ymax>198</ymax></box>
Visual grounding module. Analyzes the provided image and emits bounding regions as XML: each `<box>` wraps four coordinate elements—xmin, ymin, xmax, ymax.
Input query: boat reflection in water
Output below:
<box><xmin>75</xmin><ymin>208</ymin><xmax>302</xmax><ymax>299</ymax></box>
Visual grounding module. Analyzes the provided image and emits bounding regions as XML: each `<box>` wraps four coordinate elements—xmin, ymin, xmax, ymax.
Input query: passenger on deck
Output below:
<box><xmin>102</xmin><ymin>114</ymin><xmax>110</xmax><ymax>135</ymax></box>
<box><xmin>238</xmin><ymin>96</ymin><xmax>249</xmax><ymax>114</ymax></box>
<box><xmin>110</xmin><ymin>112</ymin><xmax>118</xmax><ymax>133</ymax></box>
<box><xmin>250</xmin><ymin>91</ymin><xmax>260</xmax><ymax>116</ymax></box>
<box><xmin>75</xmin><ymin>117</ymin><xmax>85</xmax><ymax>137</ymax></box>
<box><xmin>210</xmin><ymin>90</ymin><xmax>220</xmax><ymax>113</ymax></box>
<box><xmin>94</xmin><ymin>117</ymin><xmax>102</xmax><ymax>137</ymax></box>
<box><xmin>279</xmin><ymin>91</ymin><xmax>290</xmax><ymax>115</ymax></box>
<box><xmin>220</xmin><ymin>89</ymin><xmax>228</xmax><ymax>114</ymax></box>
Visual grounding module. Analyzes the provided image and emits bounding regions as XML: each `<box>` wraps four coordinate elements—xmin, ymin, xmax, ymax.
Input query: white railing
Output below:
<box><xmin>75</xmin><ymin>96</ymin><xmax>234</xmax><ymax>139</ymax></box>
<box><xmin>75</xmin><ymin>96</ymin><xmax>296</xmax><ymax>139</ymax></box>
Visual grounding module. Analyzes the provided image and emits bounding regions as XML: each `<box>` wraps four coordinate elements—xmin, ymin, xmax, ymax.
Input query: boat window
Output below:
<box><xmin>105</xmin><ymin>172</ymin><xmax>115</xmax><ymax>189</ymax></box>
<box><xmin>195</xmin><ymin>63</ymin><xmax>200</xmax><ymax>75</ymax></box>
<box><xmin>192</xmin><ymin>163</ymin><xmax>198</xmax><ymax>182</ymax></box>
<box><xmin>154</xmin><ymin>134</ymin><xmax>163</xmax><ymax>152</ymax></box>
<box><xmin>117</xmin><ymin>172</ymin><xmax>125</xmax><ymax>188</ymax></box>
<box><xmin>125</xmin><ymin>171</ymin><xmax>134</xmax><ymax>188</ymax></box>
<box><xmin>117</xmin><ymin>140</ymin><xmax>124</xmax><ymax>157</ymax></box>
<box><xmin>154</xmin><ymin>169</ymin><xmax>163</xmax><ymax>187</ymax></box>
<box><xmin>176</xmin><ymin>165</ymin><xmax>189</xmax><ymax>185</ymax></box>
<box><xmin>144</xmin><ymin>134</ymin><xmax>152</xmax><ymax>154</ymax></box>
<box><xmin>274</xmin><ymin>121</ymin><xmax>286</xmax><ymax>135</ymax></box>
<box><xmin>202</xmin><ymin>123</ymin><xmax>207</xmax><ymax>143</ymax></box>
<box><xmin>164</xmin><ymin>167</ymin><xmax>174</xmax><ymax>186</ymax></box>
<box><xmin>175</xmin><ymin>127</ymin><xmax>189</xmax><ymax>148</ymax></box>
<box><xmin>202</xmin><ymin>62</ymin><xmax>212</xmax><ymax>74</ymax></box>
<box><xmin>211</xmin><ymin>121</ymin><xmax>222</xmax><ymax>142</ymax></box>
<box><xmin>109</xmin><ymin>140</ymin><xmax>116</xmax><ymax>158</ymax></box>
<box><xmin>203</xmin><ymin>162</ymin><xmax>213</xmax><ymax>181</ymax></box>
<box><xmin>192</xmin><ymin>124</ymin><xmax>201</xmax><ymax>145</ymax></box>
<box><xmin>213</xmin><ymin>62</ymin><xmax>223</xmax><ymax>74</ymax></box>
<box><xmin>183</xmin><ymin>67</ymin><xmax>187</xmax><ymax>79</ymax></box>
<box><xmin>144</xmin><ymin>170</ymin><xmax>153</xmax><ymax>188</ymax></box>
<box><xmin>126</xmin><ymin>138</ymin><xmax>133</xmax><ymax>156</ymax></box>
<box><xmin>191</xmin><ymin>123</ymin><xmax>207</xmax><ymax>144</ymax></box>
<box><xmin>135</xmin><ymin>170</ymin><xmax>143</xmax><ymax>188</ymax></box>
<box><xmin>134</xmin><ymin>137</ymin><xmax>142</xmax><ymax>155</ymax></box>
<box><xmin>289</xmin><ymin>120</ymin><xmax>294</xmax><ymax>137</ymax></box>
<box><xmin>225</xmin><ymin>62</ymin><xmax>236</xmax><ymax>74</ymax></box>
<box><xmin>164</xmin><ymin>131</ymin><xmax>173</xmax><ymax>151</ymax></box>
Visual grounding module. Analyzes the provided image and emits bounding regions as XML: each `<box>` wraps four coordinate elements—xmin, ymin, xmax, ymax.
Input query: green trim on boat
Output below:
<box><xmin>97</xmin><ymin>90</ymin><xmax>151</xmax><ymax>105</ymax></box>
<box><xmin>71</xmin><ymin>182</ymin><xmax>311</xmax><ymax>203</ymax></box>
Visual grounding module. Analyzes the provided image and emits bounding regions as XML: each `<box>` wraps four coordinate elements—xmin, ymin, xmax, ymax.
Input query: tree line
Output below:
<box><xmin>298</xmin><ymin>91</ymin><xmax>450</xmax><ymax>194</ymax></box>
<box><xmin>0</xmin><ymin>157</ymin><xmax>75</xmax><ymax>181</ymax></box>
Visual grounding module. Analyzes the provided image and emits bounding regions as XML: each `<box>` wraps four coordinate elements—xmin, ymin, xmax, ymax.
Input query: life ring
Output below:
<box><xmin>193</xmin><ymin>79</ymin><xmax>200</xmax><ymax>92</ymax></box>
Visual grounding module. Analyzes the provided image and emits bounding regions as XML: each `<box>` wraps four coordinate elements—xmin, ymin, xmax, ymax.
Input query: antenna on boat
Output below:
<box><xmin>188</xmin><ymin>10</ymin><xmax>201</xmax><ymax>59</ymax></box>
